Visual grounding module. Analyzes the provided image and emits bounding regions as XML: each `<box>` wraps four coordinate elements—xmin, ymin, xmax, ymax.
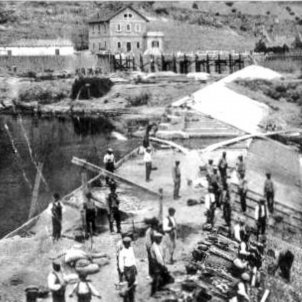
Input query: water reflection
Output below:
<box><xmin>0</xmin><ymin>114</ymin><xmax>139</xmax><ymax>238</ymax></box>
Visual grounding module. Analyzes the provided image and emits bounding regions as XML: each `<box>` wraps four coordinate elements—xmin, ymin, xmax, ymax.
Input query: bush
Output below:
<box><xmin>127</xmin><ymin>91</ymin><xmax>151</xmax><ymax>107</ymax></box>
<box><xmin>192</xmin><ymin>2</ymin><xmax>198</xmax><ymax>9</ymax></box>
<box><xmin>18</xmin><ymin>81</ymin><xmax>70</xmax><ymax>104</ymax></box>
<box><xmin>225</xmin><ymin>2</ymin><xmax>234</xmax><ymax>7</ymax></box>
<box><xmin>70</xmin><ymin>77</ymin><xmax>113</xmax><ymax>100</ymax></box>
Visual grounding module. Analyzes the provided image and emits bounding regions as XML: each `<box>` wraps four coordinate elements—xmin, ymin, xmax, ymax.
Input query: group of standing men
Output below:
<box><xmin>204</xmin><ymin>151</ymin><xmax>275</xmax><ymax>241</ymax></box>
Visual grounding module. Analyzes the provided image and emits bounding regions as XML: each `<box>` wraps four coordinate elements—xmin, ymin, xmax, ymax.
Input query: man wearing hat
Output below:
<box><xmin>51</xmin><ymin>193</ymin><xmax>63</xmax><ymax>242</ymax></box>
<box><xmin>106</xmin><ymin>183</ymin><xmax>121</xmax><ymax>233</ymax></box>
<box><xmin>144</xmin><ymin>146</ymin><xmax>152</xmax><ymax>182</ymax></box>
<box><xmin>119</xmin><ymin>237</ymin><xmax>137</xmax><ymax>302</ymax></box>
<box><xmin>48</xmin><ymin>260</ymin><xmax>67</xmax><ymax>302</ymax></box>
<box><xmin>255</xmin><ymin>199</ymin><xmax>268</xmax><ymax>241</ymax></box>
<box><xmin>150</xmin><ymin>232</ymin><xmax>167</xmax><ymax>296</ymax></box>
<box><xmin>236</xmin><ymin>155</ymin><xmax>246</xmax><ymax>180</ymax></box>
<box><xmin>263</xmin><ymin>172</ymin><xmax>275</xmax><ymax>214</ymax></box>
<box><xmin>172</xmin><ymin>160</ymin><xmax>181</xmax><ymax>200</ymax></box>
<box><xmin>103</xmin><ymin>147</ymin><xmax>115</xmax><ymax>185</ymax></box>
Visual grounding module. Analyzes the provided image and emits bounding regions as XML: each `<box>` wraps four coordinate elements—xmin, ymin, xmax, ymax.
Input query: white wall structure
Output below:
<box><xmin>0</xmin><ymin>39</ymin><xmax>74</xmax><ymax>56</ymax></box>
<box><xmin>145</xmin><ymin>31</ymin><xmax>164</xmax><ymax>53</ymax></box>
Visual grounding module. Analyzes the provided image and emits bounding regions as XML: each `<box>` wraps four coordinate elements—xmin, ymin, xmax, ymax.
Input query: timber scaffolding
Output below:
<box><xmin>98</xmin><ymin>52</ymin><xmax>250</xmax><ymax>74</ymax></box>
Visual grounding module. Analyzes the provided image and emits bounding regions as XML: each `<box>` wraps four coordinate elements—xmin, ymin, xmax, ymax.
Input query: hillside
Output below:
<box><xmin>0</xmin><ymin>1</ymin><xmax>302</xmax><ymax>51</ymax></box>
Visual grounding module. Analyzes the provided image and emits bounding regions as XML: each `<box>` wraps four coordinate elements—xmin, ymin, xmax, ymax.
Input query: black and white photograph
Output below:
<box><xmin>0</xmin><ymin>1</ymin><xmax>301</xmax><ymax>301</ymax></box>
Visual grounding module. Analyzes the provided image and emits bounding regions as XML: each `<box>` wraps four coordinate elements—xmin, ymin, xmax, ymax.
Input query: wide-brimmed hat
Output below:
<box><xmin>108</xmin><ymin>148</ymin><xmax>113</xmax><ymax>152</ymax></box>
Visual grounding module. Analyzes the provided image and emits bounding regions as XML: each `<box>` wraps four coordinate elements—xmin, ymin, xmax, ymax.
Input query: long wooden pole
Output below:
<box><xmin>71</xmin><ymin>157</ymin><xmax>161</xmax><ymax>198</ymax></box>
<box><xmin>28</xmin><ymin>162</ymin><xmax>43</xmax><ymax>220</ymax></box>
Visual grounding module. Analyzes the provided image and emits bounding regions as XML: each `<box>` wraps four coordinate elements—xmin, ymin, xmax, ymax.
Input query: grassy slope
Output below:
<box><xmin>0</xmin><ymin>2</ymin><xmax>302</xmax><ymax>51</ymax></box>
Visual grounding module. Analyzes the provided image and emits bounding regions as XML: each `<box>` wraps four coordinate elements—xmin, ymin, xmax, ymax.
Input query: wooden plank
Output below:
<box><xmin>150</xmin><ymin>137</ymin><xmax>189</xmax><ymax>154</ymax></box>
<box><xmin>28</xmin><ymin>162</ymin><xmax>43</xmax><ymax>220</ymax></box>
<box><xmin>72</xmin><ymin>157</ymin><xmax>161</xmax><ymax>198</ymax></box>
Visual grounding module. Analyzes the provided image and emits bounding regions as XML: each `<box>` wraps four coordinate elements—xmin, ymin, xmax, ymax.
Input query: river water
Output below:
<box><xmin>0</xmin><ymin>114</ymin><xmax>139</xmax><ymax>238</ymax></box>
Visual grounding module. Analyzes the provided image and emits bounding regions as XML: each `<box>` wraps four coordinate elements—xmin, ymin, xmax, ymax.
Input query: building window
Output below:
<box><xmin>124</xmin><ymin>13</ymin><xmax>133</xmax><ymax>19</ymax></box>
<box><xmin>98</xmin><ymin>24</ymin><xmax>101</xmax><ymax>32</ymax></box>
<box><xmin>126</xmin><ymin>24</ymin><xmax>131</xmax><ymax>32</ymax></box>
<box><xmin>104</xmin><ymin>41</ymin><xmax>107</xmax><ymax>48</ymax></box>
<box><xmin>93</xmin><ymin>43</ymin><xmax>95</xmax><ymax>50</ymax></box>
<box><xmin>104</xmin><ymin>25</ymin><xmax>107</xmax><ymax>34</ymax></box>
<box><xmin>92</xmin><ymin>25</ymin><xmax>95</xmax><ymax>33</ymax></box>
<box><xmin>117</xmin><ymin>42</ymin><xmax>121</xmax><ymax>49</ymax></box>
<box><xmin>55</xmin><ymin>49</ymin><xmax>60</xmax><ymax>55</ymax></box>
<box><xmin>116</xmin><ymin>24</ymin><xmax>122</xmax><ymax>32</ymax></box>
<box><xmin>137</xmin><ymin>42</ymin><xmax>140</xmax><ymax>49</ymax></box>
<box><xmin>152</xmin><ymin>40</ymin><xmax>160</xmax><ymax>48</ymax></box>
<box><xmin>135</xmin><ymin>24</ymin><xmax>141</xmax><ymax>32</ymax></box>
<box><xmin>99</xmin><ymin>42</ymin><xmax>101</xmax><ymax>50</ymax></box>
<box><xmin>8</xmin><ymin>50</ymin><xmax>12</xmax><ymax>56</ymax></box>
<box><xmin>126</xmin><ymin>42</ymin><xmax>131</xmax><ymax>52</ymax></box>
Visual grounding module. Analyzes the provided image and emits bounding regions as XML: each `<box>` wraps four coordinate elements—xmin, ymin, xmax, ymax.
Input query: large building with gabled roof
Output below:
<box><xmin>88</xmin><ymin>5</ymin><xmax>163</xmax><ymax>55</ymax></box>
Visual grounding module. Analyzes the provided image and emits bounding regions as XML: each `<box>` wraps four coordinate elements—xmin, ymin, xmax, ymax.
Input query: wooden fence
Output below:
<box><xmin>109</xmin><ymin>53</ymin><xmax>250</xmax><ymax>74</ymax></box>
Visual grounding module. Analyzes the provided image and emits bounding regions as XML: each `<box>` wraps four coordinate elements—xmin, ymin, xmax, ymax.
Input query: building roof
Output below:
<box><xmin>88</xmin><ymin>5</ymin><xmax>149</xmax><ymax>24</ymax></box>
<box><xmin>5</xmin><ymin>39</ymin><xmax>73</xmax><ymax>47</ymax></box>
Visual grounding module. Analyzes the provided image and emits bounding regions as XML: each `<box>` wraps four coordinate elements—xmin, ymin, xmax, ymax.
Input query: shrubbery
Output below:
<box><xmin>18</xmin><ymin>81</ymin><xmax>70</xmax><ymax>104</ymax></box>
<box><xmin>234</xmin><ymin>79</ymin><xmax>302</xmax><ymax>105</ymax></box>
<box><xmin>127</xmin><ymin>91</ymin><xmax>151</xmax><ymax>107</ymax></box>
<box><xmin>70</xmin><ymin>77</ymin><xmax>113</xmax><ymax>100</ymax></box>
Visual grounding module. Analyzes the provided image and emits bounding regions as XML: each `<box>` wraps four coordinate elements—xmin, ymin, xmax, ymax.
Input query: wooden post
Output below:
<box><xmin>229</xmin><ymin>54</ymin><xmax>233</xmax><ymax>74</ymax></box>
<box><xmin>195</xmin><ymin>54</ymin><xmax>199</xmax><ymax>72</ymax></box>
<box><xmin>119</xmin><ymin>54</ymin><xmax>122</xmax><ymax>71</ymax></box>
<box><xmin>206</xmin><ymin>54</ymin><xmax>210</xmax><ymax>73</ymax></box>
<box><xmin>81</xmin><ymin>171</ymin><xmax>88</xmax><ymax>194</ymax></box>
<box><xmin>161</xmin><ymin>54</ymin><xmax>165</xmax><ymax>71</ymax></box>
<box><xmin>173</xmin><ymin>55</ymin><xmax>177</xmax><ymax>73</ymax></box>
<box><xmin>218</xmin><ymin>54</ymin><xmax>221</xmax><ymax>74</ymax></box>
<box><xmin>158</xmin><ymin>188</ymin><xmax>163</xmax><ymax>223</ymax></box>
<box><xmin>132</xmin><ymin>56</ymin><xmax>135</xmax><ymax>71</ymax></box>
<box><xmin>28</xmin><ymin>163</ymin><xmax>44</xmax><ymax>220</ymax></box>
<box><xmin>140</xmin><ymin>54</ymin><xmax>144</xmax><ymax>72</ymax></box>
<box><xmin>238</xmin><ymin>54</ymin><xmax>242</xmax><ymax>70</ymax></box>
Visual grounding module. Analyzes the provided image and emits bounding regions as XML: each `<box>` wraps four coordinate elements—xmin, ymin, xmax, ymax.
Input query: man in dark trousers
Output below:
<box><xmin>255</xmin><ymin>199</ymin><xmax>268</xmax><ymax>241</ymax></box>
<box><xmin>103</xmin><ymin>147</ymin><xmax>115</xmax><ymax>185</ymax></box>
<box><xmin>51</xmin><ymin>193</ymin><xmax>63</xmax><ymax>241</ymax></box>
<box><xmin>218</xmin><ymin>151</ymin><xmax>228</xmax><ymax>185</ymax></box>
<box><xmin>83</xmin><ymin>191</ymin><xmax>98</xmax><ymax>237</ymax></box>
<box><xmin>172</xmin><ymin>160</ymin><xmax>181</xmax><ymax>200</ymax></box>
<box><xmin>238</xmin><ymin>174</ymin><xmax>248</xmax><ymax>213</ymax></box>
<box><xmin>144</xmin><ymin>147</ymin><xmax>152</xmax><ymax>182</ymax></box>
<box><xmin>107</xmin><ymin>182</ymin><xmax>121</xmax><ymax>233</ymax></box>
<box><xmin>48</xmin><ymin>260</ymin><xmax>67</xmax><ymax>302</ymax></box>
<box><xmin>210</xmin><ymin>167</ymin><xmax>222</xmax><ymax>209</ymax></box>
<box><xmin>264</xmin><ymin>172</ymin><xmax>275</xmax><ymax>214</ymax></box>
<box><xmin>145</xmin><ymin>218</ymin><xmax>159</xmax><ymax>279</ymax></box>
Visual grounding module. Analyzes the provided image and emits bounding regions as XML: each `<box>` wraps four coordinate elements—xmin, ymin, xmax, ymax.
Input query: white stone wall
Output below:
<box><xmin>0</xmin><ymin>46</ymin><xmax>74</xmax><ymax>56</ymax></box>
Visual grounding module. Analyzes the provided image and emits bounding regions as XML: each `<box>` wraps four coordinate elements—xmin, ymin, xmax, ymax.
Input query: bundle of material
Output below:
<box><xmin>76</xmin><ymin>263</ymin><xmax>100</xmax><ymax>275</ymax></box>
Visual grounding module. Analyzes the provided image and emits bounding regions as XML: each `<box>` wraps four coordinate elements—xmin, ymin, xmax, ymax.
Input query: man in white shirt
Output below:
<box><xmin>69</xmin><ymin>272</ymin><xmax>101</xmax><ymax>301</ymax></box>
<box><xmin>103</xmin><ymin>147</ymin><xmax>115</xmax><ymax>185</ymax></box>
<box><xmin>233</xmin><ymin>218</ymin><xmax>246</xmax><ymax>243</ymax></box>
<box><xmin>119</xmin><ymin>237</ymin><xmax>137</xmax><ymax>302</ymax></box>
<box><xmin>255</xmin><ymin>199</ymin><xmax>268</xmax><ymax>241</ymax></box>
<box><xmin>163</xmin><ymin>207</ymin><xmax>177</xmax><ymax>264</ymax></box>
<box><xmin>144</xmin><ymin>146</ymin><xmax>152</xmax><ymax>182</ymax></box>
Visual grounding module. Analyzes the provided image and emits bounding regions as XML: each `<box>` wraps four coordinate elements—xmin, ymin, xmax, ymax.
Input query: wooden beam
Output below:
<box><xmin>150</xmin><ymin>137</ymin><xmax>189</xmax><ymax>154</ymax></box>
<box><xmin>72</xmin><ymin>157</ymin><xmax>161</xmax><ymax>198</ymax></box>
<box><xmin>28</xmin><ymin>162</ymin><xmax>43</xmax><ymax>220</ymax></box>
